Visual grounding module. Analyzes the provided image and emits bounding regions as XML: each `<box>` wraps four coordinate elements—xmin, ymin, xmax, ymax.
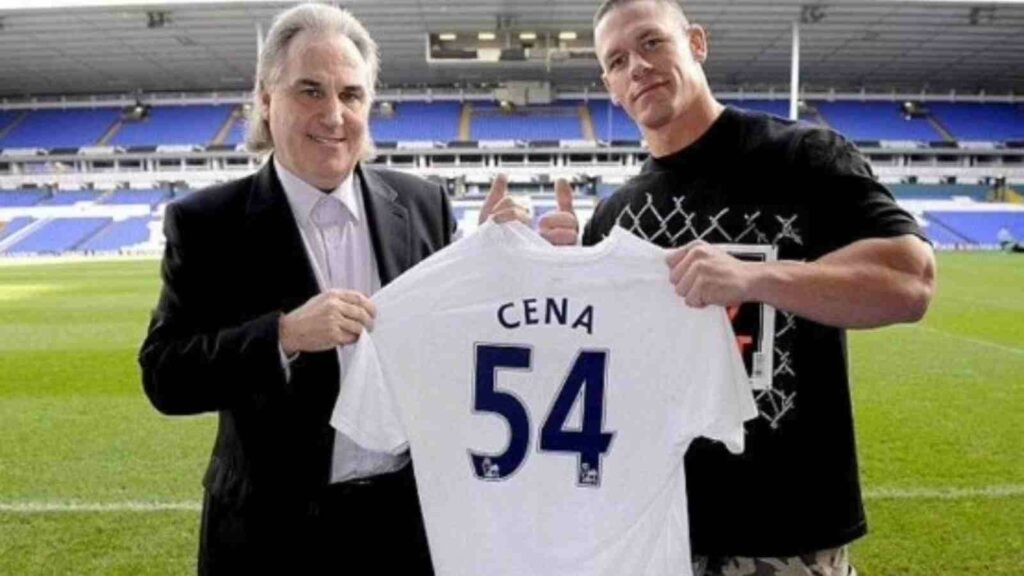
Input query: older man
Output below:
<box><xmin>139</xmin><ymin>4</ymin><xmax>452</xmax><ymax>574</ymax></box>
<box><xmin>537</xmin><ymin>1</ymin><xmax>936</xmax><ymax>575</ymax></box>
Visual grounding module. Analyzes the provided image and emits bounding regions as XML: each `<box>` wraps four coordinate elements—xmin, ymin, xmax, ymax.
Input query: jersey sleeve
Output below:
<box><xmin>682</xmin><ymin>307</ymin><xmax>759</xmax><ymax>454</ymax></box>
<box><xmin>329</xmin><ymin>329</ymin><xmax>409</xmax><ymax>455</ymax></box>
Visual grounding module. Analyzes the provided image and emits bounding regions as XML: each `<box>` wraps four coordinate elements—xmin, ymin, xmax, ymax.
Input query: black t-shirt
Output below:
<box><xmin>582</xmin><ymin>106</ymin><xmax>922</xmax><ymax>557</ymax></box>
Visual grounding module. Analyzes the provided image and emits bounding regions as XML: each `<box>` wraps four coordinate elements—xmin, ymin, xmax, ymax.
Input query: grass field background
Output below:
<box><xmin>1</xmin><ymin>253</ymin><xmax>1021</xmax><ymax>574</ymax></box>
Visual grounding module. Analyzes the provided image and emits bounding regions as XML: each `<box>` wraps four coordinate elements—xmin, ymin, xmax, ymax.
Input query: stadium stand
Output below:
<box><xmin>0</xmin><ymin>189</ymin><xmax>48</xmax><ymax>207</ymax></box>
<box><xmin>0</xmin><ymin>110</ymin><xmax>22</xmax><ymax>133</ymax></box>
<box><xmin>100</xmin><ymin>189</ymin><xmax>170</xmax><ymax>208</ymax></box>
<box><xmin>5</xmin><ymin>217</ymin><xmax>112</xmax><ymax>254</ymax></box>
<box><xmin>923</xmin><ymin>210</ymin><xmax>1024</xmax><ymax>245</ymax></box>
<box><xmin>470</xmin><ymin>102</ymin><xmax>583</xmax><ymax>141</ymax></box>
<box><xmin>110</xmin><ymin>105</ymin><xmax>235</xmax><ymax>147</ymax></box>
<box><xmin>225</xmin><ymin>116</ymin><xmax>247</xmax><ymax>146</ymax></box>
<box><xmin>77</xmin><ymin>216</ymin><xmax>152</xmax><ymax>252</ymax></box>
<box><xmin>588</xmin><ymin>100</ymin><xmax>642</xmax><ymax>142</ymax></box>
<box><xmin>370</xmin><ymin>102</ymin><xmax>462</xmax><ymax>142</ymax></box>
<box><xmin>0</xmin><ymin>216</ymin><xmax>35</xmax><ymax>242</ymax></box>
<box><xmin>0</xmin><ymin>108</ymin><xmax>121</xmax><ymax>149</ymax></box>
<box><xmin>928</xmin><ymin>103</ymin><xmax>1024</xmax><ymax>142</ymax></box>
<box><xmin>920</xmin><ymin>217</ymin><xmax>973</xmax><ymax>245</ymax></box>
<box><xmin>889</xmin><ymin>184</ymin><xmax>990</xmax><ymax>202</ymax></box>
<box><xmin>816</xmin><ymin>101</ymin><xmax>942</xmax><ymax>142</ymax></box>
<box><xmin>38</xmin><ymin>190</ymin><xmax>102</xmax><ymax>206</ymax></box>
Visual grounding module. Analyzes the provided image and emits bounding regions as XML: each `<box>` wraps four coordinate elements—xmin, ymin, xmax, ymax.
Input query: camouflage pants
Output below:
<box><xmin>693</xmin><ymin>546</ymin><xmax>855</xmax><ymax>576</ymax></box>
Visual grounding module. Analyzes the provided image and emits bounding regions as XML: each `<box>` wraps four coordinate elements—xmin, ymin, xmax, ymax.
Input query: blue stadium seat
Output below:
<box><xmin>471</xmin><ymin>103</ymin><xmax>583</xmax><ymax>141</ymax></box>
<box><xmin>225</xmin><ymin>117</ymin><xmax>248</xmax><ymax>146</ymax></box>
<box><xmin>78</xmin><ymin>216</ymin><xmax>153</xmax><ymax>252</ymax></box>
<box><xmin>111</xmin><ymin>105</ymin><xmax>234</xmax><ymax>147</ymax></box>
<box><xmin>0</xmin><ymin>110</ymin><xmax>22</xmax><ymax>133</ymax></box>
<box><xmin>588</xmin><ymin>101</ymin><xmax>641</xmax><ymax>142</ymax></box>
<box><xmin>816</xmin><ymin>102</ymin><xmax>941</xmax><ymax>142</ymax></box>
<box><xmin>371</xmin><ymin>102</ymin><xmax>462</xmax><ymax>142</ymax></box>
<box><xmin>0</xmin><ymin>108</ymin><xmax>120</xmax><ymax>149</ymax></box>
<box><xmin>101</xmin><ymin>189</ymin><xmax>170</xmax><ymax>207</ymax></box>
<box><xmin>889</xmin><ymin>184</ymin><xmax>990</xmax><ymax>202</ymax></box>
<box><xmin>928</xmin><ymin>103</ymin><xmax>1024</xmax><ymax>142</ymax></box>
<box><xmin>0</xmin><ymin>216</ymin><xmax>35</xmax><ymax>242</ymax></box>
<box><xmin>6</xmin><ymin>217</ymin><xmax>112</xmax><ymax>254</ymax></box>
<box><xmin>0</xmin><ymin>189</ymin><xmax>48</xmax><ymax>207</ymax></box>
<box><xmin>38</xmin><ymin>191</ymin><xmax>101</xmax><ymax>206</ymax></box>
<box><xmin>924</xmin><ymin>211</ymin><xmax>1024</xmax><ymax>244</ymax></box>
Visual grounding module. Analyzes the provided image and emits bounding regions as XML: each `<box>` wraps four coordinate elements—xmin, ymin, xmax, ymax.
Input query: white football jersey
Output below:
<box><xmin>331</xmin><ymin>221</ymin><xmax>757</xmax><ymax>576</ymax></box>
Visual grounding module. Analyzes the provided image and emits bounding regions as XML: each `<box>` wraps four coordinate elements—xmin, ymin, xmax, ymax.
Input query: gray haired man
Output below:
<box><xmin>140</xmin><ymin>4</ymin><xmax>454</xmax><ymax>573</ymax></box>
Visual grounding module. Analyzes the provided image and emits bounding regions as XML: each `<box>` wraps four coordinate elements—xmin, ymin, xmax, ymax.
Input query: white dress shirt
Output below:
<box><xmin>274</xmin><ymin>158</ymin><xmax>410</xmax><ymax>483</ymax></box>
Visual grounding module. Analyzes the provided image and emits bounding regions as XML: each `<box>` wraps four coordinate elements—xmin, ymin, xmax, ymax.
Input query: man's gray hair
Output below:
<box><xmin>593</xmin><ymin>0</ymin><xmax>689</xmax><ymax>29</ymax></box>
<box><xmin>245</xmin><ymin>2</ymin><xmax>380</xmax><ymax>154</ymax></box>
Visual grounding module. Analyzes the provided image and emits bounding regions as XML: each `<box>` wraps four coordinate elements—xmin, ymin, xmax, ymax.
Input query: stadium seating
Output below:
<box><xmin>100</xmin><ymin>189</ymin><xmax>170</xmax><ymax>207</ymax></box>
<box><xmin>111</xmin><ymin>105</ymin><xmax>235</xmax><ymax>147</ymax></box>
<box><xmin>923</xmin><ymin>210</ymin><xmax>1024</xmax><ymax>245</ymax></box>
<box><xmin>920</xmin><ymin>217</ymin><xmax>972</xmax><ymax>245</ymax></box>
<box><xmin>0</xmin><ymin>189</ymin><xmax>49</xmax><ymax>207</ymax></box>
<box><xmin>471</xmin><ymin>103</ymin><xmax>583</xmax><ymax>141</ymax></box>
<box><xmin>0</xmin><ymin>216</ymin><xmax>35</xmax><ymax>242</ymax></box>
<box><xmin>889</xmin><ymin>184</ymin><xmax>990</xmax><ymax>201</ymax></box>
<box><xmin>0</xmin><ymin>108</ymin><xmax>121</xmax><ymax>149</ymax></box>
<box><xmin>816</xmin><ymin>102</ymin><xmax>942</xmax><ymax>142</ymax></box>
<box><xmin>928</xmin><ymin>103</ymin><xmax>1024</xmax><ymax>142</ymax></box>
<box><xmin>371</xmin><ymin>102</ymin><xmax>461</xmax><ymax>142</ymax></box>
<box><xmin>5</xmin><ymin>217</ymin><xmax>112</xmax><ymax>254</ymax></box>
<box><xmin>77</xmin><ymin>216</ymin><xmax>152</xmax><ymax>252</ymax></box>
<box><xmin>0</xmin><ymin>110</ymin><xmax>22</xmax><ymax>133</ymax></box>
<box><xmin>588</xmin><ymin>100</ymin><xmax>641</xmax><ymax>141</ymax></box>
<box><xmin>225</xmin><ymin>117</ymin><xmax>248</xmax><ymax>146</ymax></box>
<box><xmin>38</xmin><ymin>190</ymin><xmax>102</xmax><ymax>206</ymax></box>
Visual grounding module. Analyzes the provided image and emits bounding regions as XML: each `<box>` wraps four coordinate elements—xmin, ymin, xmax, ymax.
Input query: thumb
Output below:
<box><xmin>554</xmin><ymin>178</ymin><xmax>575</xmax><ymax>214</ymax></box>
<box><xmin>479</xmin><ymin>173</ymin><xmax>508</xmax><ymax>223</ymax></box>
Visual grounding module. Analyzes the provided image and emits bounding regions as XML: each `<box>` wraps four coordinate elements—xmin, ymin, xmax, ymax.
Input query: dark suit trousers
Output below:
<box><xmin>198</xmin><ymin>467</ymin><xmax>433</xmax><ymax>575</ymax></box>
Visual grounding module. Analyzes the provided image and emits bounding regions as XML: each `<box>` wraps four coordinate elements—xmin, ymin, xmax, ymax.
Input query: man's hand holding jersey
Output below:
<box><xmin>279</xmin><ymin>289</ymin><xmax>377</xmax><ymax>354</ymax></box>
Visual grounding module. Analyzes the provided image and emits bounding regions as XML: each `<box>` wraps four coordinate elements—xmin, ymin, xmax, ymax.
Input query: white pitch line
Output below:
<box><xmin>2</xmin><ymin>486</ymin><xmax>1023</xmax><ymax>513</ymax></box>
<box><xmin>899</xmin><ymin>324</ymin><xmax>1024</xmax><ymax>357</ymax></box>
<box><xmin>863</xmin><ymin>484</ymin><xmax>1024</xmax><ymax>500</ymax></box>
<box><xmin>0</xmin><ymin>501</ymin><xmax>200</xmax><ymax>513</ymax></box>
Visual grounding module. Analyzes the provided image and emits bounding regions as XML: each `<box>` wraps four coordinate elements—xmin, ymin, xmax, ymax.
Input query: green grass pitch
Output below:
<box><xmin>1</xmin><ymin>253</ymin><xmax>1021</xmax><ymax>574</ymax></box>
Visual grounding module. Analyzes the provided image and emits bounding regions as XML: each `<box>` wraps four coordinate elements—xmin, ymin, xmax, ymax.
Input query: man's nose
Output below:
<box><xmin>629</xmin><ymin>54</ymin><xmax>653</xmax><ymax>80</ymax></box>
<box><xmin>321</xmin><ymin>97</ymin><xmax>346</xmax><ymax>127</ymax></box>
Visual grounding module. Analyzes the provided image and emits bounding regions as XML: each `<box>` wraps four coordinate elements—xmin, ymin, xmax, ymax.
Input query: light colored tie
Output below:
<box><xmin>311</xmin><ymin>194</ymin><xmax>409</xmax><ymax>483</ymax></box>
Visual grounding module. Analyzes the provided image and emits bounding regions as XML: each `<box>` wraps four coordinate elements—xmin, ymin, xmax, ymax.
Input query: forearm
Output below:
<box><xmin>139</xmin><ymin>311</ymin><xmax>286</xmax><ymax>415</ymax></box>
<box><xmin>748</xmin><ymin>236</ymin><xmax>935</xmax><ymax>329</ymax></box>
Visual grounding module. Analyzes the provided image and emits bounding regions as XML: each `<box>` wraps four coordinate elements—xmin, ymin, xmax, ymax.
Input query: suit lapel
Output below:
<box><xmin>358</xmin><ymin>164</ymin><xmax>410</xmax><ymax>285</ymax></box>
<box><xmin>244</xmin><ymin>160</ymin><xmax>320</xmax><ymax>309</ymax></box>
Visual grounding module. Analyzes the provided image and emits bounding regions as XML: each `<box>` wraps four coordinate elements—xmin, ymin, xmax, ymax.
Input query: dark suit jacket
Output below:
<box><xmin>139</xmin><ymin>160</ymin><xmax>454</xmax><ymax>573</ymax></box>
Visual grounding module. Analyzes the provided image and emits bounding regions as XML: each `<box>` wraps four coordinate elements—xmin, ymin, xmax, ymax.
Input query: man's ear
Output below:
<box><xmin>259</xmin><ymin>88</ymin><xmax>272</xmax><ymax>119</ymax></box>
<box><xmin>688</xmin><ymin>24</ymin><xmax>709</xmax><ymax>64</ymax></box>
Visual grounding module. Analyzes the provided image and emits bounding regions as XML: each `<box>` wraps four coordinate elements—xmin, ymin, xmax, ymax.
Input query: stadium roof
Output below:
<box><xmin>0</xmin><ymin>0</ymin><xmax>1021</xmax><ymax>98</ymax></box>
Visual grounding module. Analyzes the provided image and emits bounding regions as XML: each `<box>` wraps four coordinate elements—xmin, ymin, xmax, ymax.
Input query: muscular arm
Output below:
<box><xmin>669</xmin><ymin>234</ymin><xmax>936</xmax><ymax>329</ymax></box>
<box><xmin>749</xmin><ymin>235</ymin><xmax>935</xmax><ymax>328</ymax></box>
